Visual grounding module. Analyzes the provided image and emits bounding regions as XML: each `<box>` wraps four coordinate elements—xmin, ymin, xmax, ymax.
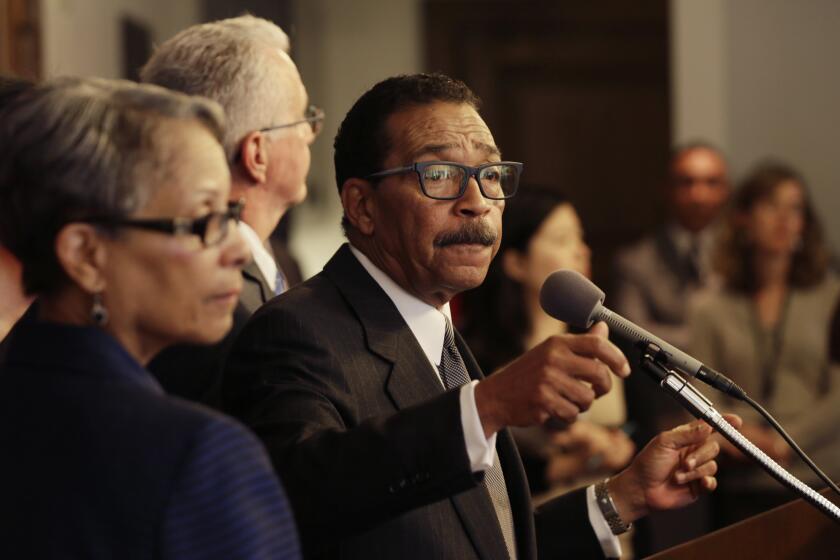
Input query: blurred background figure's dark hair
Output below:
<box><xmin>460</xmin><ymin>187</ymin><xmax>571</xmax><ymax>372</ymax></box>
<box><xmin>714</xmin><ymin>160</ymin><xmax>829</xmax><ymax>293</ymax></box>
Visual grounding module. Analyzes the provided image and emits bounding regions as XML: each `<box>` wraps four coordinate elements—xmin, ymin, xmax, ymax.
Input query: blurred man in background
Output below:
<box><xmin>611</xmin><ymin>142</ymin><xmax>730</xmax><ymax>553</ymax></box>
<box><xmin>613</xmin><ymin>142</ymin><xmax>731</xmax><ymax>435</ymax></box>
<box><xmin>613</xmin><ymin>142</ymin><xmax>730</xmax><ymax>351</ymax></box>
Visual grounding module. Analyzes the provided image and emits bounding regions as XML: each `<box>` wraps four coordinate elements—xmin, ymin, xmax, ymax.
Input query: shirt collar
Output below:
<box><xmin>348</xmin><ymin>244</ymin><xmax>450</xmax><ymax>368</ymax></box>
<box><xmin>666</xmin><ymin>222</ymin><xmax>715</xmax><ymax>256</ymax></box>
<box><xmin>238</xmin><ymin>221</ymin><xmax>278</xmax><ymax>292</ymax></box>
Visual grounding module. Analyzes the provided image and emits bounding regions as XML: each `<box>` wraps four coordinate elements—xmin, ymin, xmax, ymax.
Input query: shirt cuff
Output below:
<box><xmin>459</xmin><ymin>380</ymin><xmax>497</xmax><ymax>472</ymax></box>
<box><xmin>586</xmin><ymin>484</ymin><xmax>622</xmax><ymax>559</ymax></box>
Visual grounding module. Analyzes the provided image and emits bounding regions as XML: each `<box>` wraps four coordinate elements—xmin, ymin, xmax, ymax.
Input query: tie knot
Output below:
<box><xmin>438</xmin><ymin>317</ymin><xmax>471</xmax><ymax>390</ymax></box>
<box><xmin>442</xmin><ymin>316</ymin><xmax>457</xmax><ymax>350</ymax></box>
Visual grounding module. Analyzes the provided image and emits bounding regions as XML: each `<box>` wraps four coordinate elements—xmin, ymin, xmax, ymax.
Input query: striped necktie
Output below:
<box><xmin>439</xmin><ymin>317</ymin><xmax>517</xmax><ymax>559</ymax></box>
<box><xmin>685</xmin><ymin>238</ymin><xmax>702</xmax><ymax>284</ymax></box>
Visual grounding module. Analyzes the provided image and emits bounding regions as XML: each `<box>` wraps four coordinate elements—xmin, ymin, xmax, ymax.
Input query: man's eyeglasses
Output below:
<box><xmin>366</xmin><ymin>161</ymin><xmax>523</xmax><ymax>200</ymax></box>
<box><xmin>260</xmin><ymin>105</ymin><xmax>325</xmax><ymax>137</ymax></box>
<box><xmin>82</xmin><ymin>200</ymin><xmax>244</xmax><ymax>247</ymax></box>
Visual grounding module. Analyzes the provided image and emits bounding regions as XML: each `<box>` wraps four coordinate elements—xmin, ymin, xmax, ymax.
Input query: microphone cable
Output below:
<box><xmin>737</xmin><ymin>391</ymin><xmax>840</xmax><ymax>498</ymax></box>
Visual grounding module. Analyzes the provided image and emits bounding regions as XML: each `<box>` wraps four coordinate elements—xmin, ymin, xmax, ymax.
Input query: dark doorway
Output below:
<box><xmin>424</xmin><ymin>0</ymin><xmax>670</xmax><ymax>290</ymax></box>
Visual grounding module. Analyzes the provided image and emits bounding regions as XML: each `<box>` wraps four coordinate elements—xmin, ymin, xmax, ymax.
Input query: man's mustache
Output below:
<box><xmin>434</xmin><ymin>220</ymin><xmax>498</xmax><ymax>247</ymax></box>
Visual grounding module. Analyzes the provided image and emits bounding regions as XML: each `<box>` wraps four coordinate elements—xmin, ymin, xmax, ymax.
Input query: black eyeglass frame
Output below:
<box><xmin>365</xmin><ymin>160</ymin><xmax>524</xmax><ymax>200</ymax></box>
<box><xmin>81</xmin><ymin>200</ymin><xmax>244</xmax><ymax>247</ymax></box>
<box><xmin>259</xmin><ymin>104</ymin><xmax>325</xmax><ymax>136</ymax></box>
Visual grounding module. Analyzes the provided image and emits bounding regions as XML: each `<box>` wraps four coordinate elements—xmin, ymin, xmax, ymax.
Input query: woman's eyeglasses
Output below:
<box><xmin>81</xmin><ymin>200</ymin><xmax>244</xmax><ymax>247</ymax></box>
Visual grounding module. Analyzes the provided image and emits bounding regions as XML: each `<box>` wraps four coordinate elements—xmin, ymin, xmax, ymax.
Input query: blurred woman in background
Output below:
<box><xmin>689</xmin><ymin>161</ymin><xmax>840</xmax><ymax>527</ymax></box>
<box><xmin>461</xmin><ymin>187</ymin><xmax>634</xmax><ymax>497</ymax></box>
<box><xmin>0</xmin><ymin>78</ymin><xmax>299</xmax><ymax>558</ymax></box>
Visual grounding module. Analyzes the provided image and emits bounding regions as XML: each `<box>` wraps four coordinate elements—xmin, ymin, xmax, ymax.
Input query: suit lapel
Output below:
<box><xmin>323</xmin><ymin>245</ymin><xmax>447</xmax><ymax>410</ymax></box>
<box><xmin>324</xmin><ymin>245</ymin><xmax>511</xmax><ymax>560</ymax></box>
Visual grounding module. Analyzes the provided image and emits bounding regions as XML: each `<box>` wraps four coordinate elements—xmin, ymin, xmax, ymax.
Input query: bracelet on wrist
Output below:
<box><xmin>594</xmin><ymin>478</ymin><xmax>632</xmax><ymax>535</ymax></box>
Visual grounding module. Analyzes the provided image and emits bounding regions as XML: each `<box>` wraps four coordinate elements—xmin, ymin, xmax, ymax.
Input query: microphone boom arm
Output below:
<box><xmin>639</xmin><ymin>344</ymin><xmax>840</xmax><ymax>525</ymax></box>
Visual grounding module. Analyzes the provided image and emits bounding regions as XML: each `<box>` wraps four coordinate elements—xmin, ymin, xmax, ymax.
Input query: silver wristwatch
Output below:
<box><xmin>595</xmin><ymin>478</ymin><xmax>632</xmax><ymax>535</ymax></box>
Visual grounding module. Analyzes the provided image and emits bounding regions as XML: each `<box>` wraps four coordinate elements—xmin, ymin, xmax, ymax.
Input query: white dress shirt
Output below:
<box><xmin>238</xmin><ymin>221</ymin><xmax>278</xmax><ymax>293</ymax></box>
<box><xmin>348</xmin><ymin>245</ymin><xmax>621</xmax><ymax>558</ymax></box>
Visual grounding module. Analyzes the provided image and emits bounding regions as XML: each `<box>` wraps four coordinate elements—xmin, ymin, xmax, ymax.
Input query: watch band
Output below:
<box><xmin>595</xmin><ymin>478</ymin><xmax>632</xmax><ymax>535</ymax></box>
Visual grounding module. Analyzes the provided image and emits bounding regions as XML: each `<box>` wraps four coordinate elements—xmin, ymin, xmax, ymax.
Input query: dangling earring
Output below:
<box><xmin>91</xmin><ymin>293</ymin><xmax>109</xmax><ymax>326</ymax></box>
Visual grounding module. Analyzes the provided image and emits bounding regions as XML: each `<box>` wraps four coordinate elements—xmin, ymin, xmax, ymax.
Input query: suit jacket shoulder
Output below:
<box><xmin>612</xmin><ymin>229</ymin><xmax>698</xmax><ymax>339</ymax></box>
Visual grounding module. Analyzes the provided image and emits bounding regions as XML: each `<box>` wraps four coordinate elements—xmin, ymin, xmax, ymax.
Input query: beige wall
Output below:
<box><xmin>290</xmin><ymin>0</ymin><xmax>422</xmax><ymax>277</ymax></box>
<box><xmin>40</xmin><ymin>0</ymin><xmax>199</xmax><ymax>78</ymax></box>
<box><xmin>671</xmin><ymin>0</ymin><xmax>729</xmax><ymax>151</ymax></box>
<box><xmin>672</xmin><ymin>0</ymin><xmax>840</xmax><ymax>253</ymax></box>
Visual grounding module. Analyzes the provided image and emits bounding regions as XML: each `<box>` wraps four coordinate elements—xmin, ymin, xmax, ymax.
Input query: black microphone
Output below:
<box><xmin>539</xmin><ymin>269</ymin><xmax>745</xmax><ymax>399</ymax></box>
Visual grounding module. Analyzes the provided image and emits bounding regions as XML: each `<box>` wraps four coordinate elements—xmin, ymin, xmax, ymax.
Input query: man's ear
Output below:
<box><xmin>501</xmin><ymin>248</ymin><xmax>528</xmax><ymax>282</ymax></box>
<box><xmin>341</xmin><ymin>178</ymin><xmax>377</xmax><ymax>236</ymax></box>
<box><xmin>236</xmin><ymin>131</ymin><xmax>269</xmax><ymax>184</ymax></box>
<box><xmin>54</xmin><ymin>223</ymin><xmax>109</xmax><ymax>294</ymax></box>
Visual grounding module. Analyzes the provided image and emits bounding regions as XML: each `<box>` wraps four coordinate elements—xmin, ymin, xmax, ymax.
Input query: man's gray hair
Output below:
<box><xmin>140</xmin><ymin>14</ymin><xmax>292</xmax><ymax>160</ymax></box>
<box><xmin>0</xmin><ymin>76</ymin><xmax>225</xmax><ymax>295</ymax></box>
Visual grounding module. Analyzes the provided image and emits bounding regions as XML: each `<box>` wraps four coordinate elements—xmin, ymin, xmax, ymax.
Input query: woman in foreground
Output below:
<box><xmin>0</xmin><ymin>77</ymin><xmax>299</xmax><ymax>559</ymax></box>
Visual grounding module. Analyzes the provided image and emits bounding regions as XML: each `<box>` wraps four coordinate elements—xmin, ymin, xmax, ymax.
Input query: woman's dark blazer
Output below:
<box><xmin>0</xmin><ymin>312</ymin><xmax>300</xmax><ymax>560</ymax></box>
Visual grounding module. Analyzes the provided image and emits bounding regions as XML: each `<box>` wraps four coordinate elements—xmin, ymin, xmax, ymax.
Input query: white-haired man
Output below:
<box><xmin>141</xmin><ymin>15</ymin><xmax>322</xmax><ymax>406</ymax></box>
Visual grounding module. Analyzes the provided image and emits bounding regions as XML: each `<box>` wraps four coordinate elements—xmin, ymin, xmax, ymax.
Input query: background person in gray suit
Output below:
<box><xmin>141</xmin><ymin>15</ymin><xmax>321</xmax><ymax>407</ymax></box>
<box><xmin>613</xmin><ymin>142</ymin><xmax>731</xmax><ymax>433</ymax></box>
<box><xmin>224</xmin><ymin>74</ymin><xmax>734</xmax><ymax>560</ymax></box>
<box><xmin>612</xmin><ymin>142</ymin><xmax>731</xmax><ymax>352</ymax></box>
<box><xmin>611</xmin><ymin>142</ymin><xmax>730</xmax><ymax>554</ymax></box>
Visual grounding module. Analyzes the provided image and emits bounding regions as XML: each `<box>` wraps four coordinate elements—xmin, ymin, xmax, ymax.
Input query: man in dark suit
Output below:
<box><xmin>140</xmin><ymin>15</ymin><xmax>321</xmax><ymax>406</ymax></box>
<box><xmin>224</xmin><ymin>74</ymin><xmax>727</xmax><ymax>559</ymax></box>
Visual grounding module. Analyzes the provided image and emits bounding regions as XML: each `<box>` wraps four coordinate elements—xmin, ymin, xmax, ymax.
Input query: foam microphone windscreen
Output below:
<box><xmin>539</xmin><ymin>269</ymin><xmax>605</xmax><ymax>329</ymax></box>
